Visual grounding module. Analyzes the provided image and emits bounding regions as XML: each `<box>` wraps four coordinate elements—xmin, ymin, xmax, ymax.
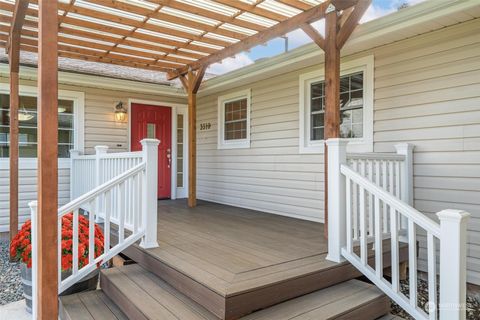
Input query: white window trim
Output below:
<box><xmin>217</xmin><ymin>89</ymin><xmax>251</xmax><ymax>149</ymax></box>
<box><xmin>0</xmin><ymin>83</ymin><xmax>85</xmax><ymax>168</ymax></box>
<box><xmin>299</xmin><ymin>55</ymin><xmax>374</xmax><ymax>154</ymax></box>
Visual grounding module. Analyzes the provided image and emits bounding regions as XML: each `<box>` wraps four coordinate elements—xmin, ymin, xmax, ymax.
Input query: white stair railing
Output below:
<box><xmin>28</xmin><ymin>139</ymin><xmax>160</xmax><ymax>316</ymax></box>
<box><xmin>327</xmin><ymin>138</ymin><xmax>469</xmax><ymax>320</ymax></box>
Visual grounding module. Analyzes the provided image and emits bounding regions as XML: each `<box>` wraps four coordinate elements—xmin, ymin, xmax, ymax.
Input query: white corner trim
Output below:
<box><xmin>0</xmin><ymin>83</ymin><xmax>85</xmax><ymax>153</ymax></box>
<box><xmin>0</xmin><ymin>64</ymin><xmax>186</xmax><ymax>97</ymax></box>
<box><xmin>298</xmin><ymin>55</ymin><xmax>374</xmax><ymax>154</ymax></box>
<box><xmin>217</xmin><ymin>89</ymin><xmax>251</xmax><ymax>150</ymax></box>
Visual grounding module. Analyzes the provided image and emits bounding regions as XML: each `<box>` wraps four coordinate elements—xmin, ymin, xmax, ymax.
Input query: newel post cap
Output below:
<box><xmin>141</xmin><ymin>138</ymin><xmax>160</xmax><ymax>147</ymax></box>
<box><xmin>94</xmin><ymin>145</ymin><xmax>109</xmax><ymax>153</ymax></box>
<box><xmin>437</xmin><ymin>209</ymin><xmax>470</xmax><ymax>222</ymax></box>
<box><xmin>28</xmin><ymin>201</ymin><xmax>38</xmax><ymax>210</ymax></box>
<box><xmin>395</xmin><ymin>143</ymin><xmax>415</xmax><ymax>153</ymax></box>
<box><xmin>325</xmin><ymin>138</ymin><xmax>349</xmax><ymax>147</ymax></box>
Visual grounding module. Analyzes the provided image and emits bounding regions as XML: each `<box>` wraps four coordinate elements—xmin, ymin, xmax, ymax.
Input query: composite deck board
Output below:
<box><xmin>60</xmin><ymin>291</ymin><xmax>127</xmax><ymax>320</ymax></box>
<box><xmin>118</xmin><ymin>200</ymin><xmax>406</xmax><ymax>319</ymax></box>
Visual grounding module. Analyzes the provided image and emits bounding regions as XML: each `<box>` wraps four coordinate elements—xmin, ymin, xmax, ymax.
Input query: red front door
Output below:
<box><xmin>131</xmin><ymin>103</ymin><xmax>172</xmax><ymax>199</ymax></box>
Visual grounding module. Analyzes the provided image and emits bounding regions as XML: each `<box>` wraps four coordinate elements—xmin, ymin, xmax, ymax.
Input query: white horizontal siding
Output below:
<box><xmin>196</xmin><ymin>18</ymin><xmax>480</xmax><ymax>284</ymax></box>
<box><xmin>372</xmin><ymin>18</ymin><xmax>480</xmax><ymax>285</ymax></box>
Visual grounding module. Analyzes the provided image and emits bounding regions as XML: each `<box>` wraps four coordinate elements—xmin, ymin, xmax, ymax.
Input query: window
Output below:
<box><xmin>218</xmin><ymin>89</ymin><xmax>251</xmax><ymax>149</ymax></box>
<box><xmin>310</xmin><ymin>72</ymin><xmax>364</xmax><ymax>141</ymax></box>
<box><xmin>176</xmin><ymin>114</ymin><xmax>184</xmax><ymax>188</ymax></box>
<box><xmin>299</xmin><ymin>56</ymin><xmax>373</xmax><ymax>153</ymax></box>
<box><xmin>0</xmin><ymin>85</ymin><xmax>84</xmax><ymax>160</ymax></box>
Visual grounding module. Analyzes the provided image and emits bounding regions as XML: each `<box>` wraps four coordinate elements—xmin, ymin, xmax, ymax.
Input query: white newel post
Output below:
<box><xmin>94</xmin><ymin>146</ymin><xmax>109</xmax><ymax>222</ymax></box>
<box><xmin>69</xmin><ymin>150</ymin><xmax>81</xmax><ymax>201</ymax></box>
<box><xmin>28</xmin><ymin>201</ymin><xmax>38</xmax><ymax>320</ymax></box>
<box><xmin>326</xmin><ymin>138</ymin><xmax>348</xmax><ymax>263</ymax></box>
<box><xmin>140</xmin><ymin>139</ymin><xmax>160</xmax><ymax>249</ymax></box>
<box><xmin>437</xmin><ymin>209</ymin><xmax>470</xmax><ymax>320</ymax></box>
<box><xmin>394</xmin><ymin>143</ymin><xmax>414</xmax><ymax>206</ymax></box>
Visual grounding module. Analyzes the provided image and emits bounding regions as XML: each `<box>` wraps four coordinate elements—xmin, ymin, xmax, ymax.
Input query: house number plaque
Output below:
<box><xmin>200</xmin><ymin>123</ymin><xmax>212</xmax><ymax>131</ymax></box>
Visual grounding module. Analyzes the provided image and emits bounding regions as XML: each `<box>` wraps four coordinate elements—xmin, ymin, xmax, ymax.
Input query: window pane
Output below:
<box><xmin>224</xmin><ymin>98</ymin><xmax>248</xmax><ymax>141</ymax></box>
<box><xmin>177</xmin><ymin>114</ymin><xmax>184</xmax><ymax>188</ymax></box>
<box><xmin>147</xmin><ymin>123</ymin><xmax>156</xmax><ymax>139</ymax></box>
<box><xmin>310</xmin><ymin>71</ymin><xmax>364</xmax><ymax>141</ymax></box>
<box><xmin>0</xmin><ymin>94</ymin><xmax>75</xmax><ymax>158</ymax></box>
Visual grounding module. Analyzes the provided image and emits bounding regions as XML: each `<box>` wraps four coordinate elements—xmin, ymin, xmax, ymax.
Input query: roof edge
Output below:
<box><xmin>0</xmin><ymin>63</ymin><xmax>187</xmax><ymax>97</ymax></box>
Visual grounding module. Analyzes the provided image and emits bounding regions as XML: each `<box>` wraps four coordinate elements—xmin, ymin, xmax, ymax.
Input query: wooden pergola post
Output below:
<box><xmin>179</xmin><ymin>67</ymin><xmax>206</xmax><ymax>207</ymax></box>
<box><xmin>37</xmin><ymin>0</ymin><xmax>59</xmax><ymax>318</ymax></box>
<box><xmin>302</xmin><ymin>0</ymin><xmax>371</xmax><ymax>238</ymax></box>
<box><xmin>7</xmin><ymin>0</ymin><xmax>29</xmax><ymax>246</ymax></box>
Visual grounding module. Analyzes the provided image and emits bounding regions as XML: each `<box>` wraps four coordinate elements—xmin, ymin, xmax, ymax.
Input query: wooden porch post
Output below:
<box><xmin>8</xmin><ymin>46</ymin><xmax>19</xmax><ymax>244</ymax></box>
<box><xmin>180</xmin><ymin>68</ymin><xmax>206</xmax><ymax>207</ymax></box>
<box><xmin>7</xmin><ymin>0</ymin><xmax>29</xmax><ymax>246</ymax></box>
<box><xmin>37</xmin><ymin>0</ymin><xmax>59</xmax><ymax>318</ymax></box>
<box><xmin>324</xmin><ymin>5</ymin><xmax>340</xmax><ymax>238</ymax></box>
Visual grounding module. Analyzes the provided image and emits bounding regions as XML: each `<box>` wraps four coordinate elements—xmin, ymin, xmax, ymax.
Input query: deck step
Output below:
<box><xmin>69</xmin><ymin>264</ymin><xmax>389</xmax><ymax>320</ymax></box>
<box><xmin>59</xmin><ymin>290</ymin><xmax>127</xmax><ymax>320</ymax></box>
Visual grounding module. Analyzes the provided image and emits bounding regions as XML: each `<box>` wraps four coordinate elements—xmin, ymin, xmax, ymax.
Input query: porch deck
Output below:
<box><xmin>120</xmin><ymin>200</ymin><xmax>398</xmax><ymax>319</ymax></box>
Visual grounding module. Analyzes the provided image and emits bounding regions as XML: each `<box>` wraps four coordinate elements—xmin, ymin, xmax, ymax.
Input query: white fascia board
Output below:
<box><xmin>0</xmin><ymin>64</ymin><xmax>187</xmax><ymax>98</ymax></box>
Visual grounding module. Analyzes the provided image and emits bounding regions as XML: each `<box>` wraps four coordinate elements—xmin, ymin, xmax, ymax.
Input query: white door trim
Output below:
<box><xmin>128</xmin><ymin>99</ymin><xmax>188</xmax><ymax>200</ymax></box>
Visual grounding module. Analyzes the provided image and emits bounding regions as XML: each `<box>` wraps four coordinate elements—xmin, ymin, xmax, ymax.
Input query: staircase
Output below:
<box><xmin>60</xmin><ymin>263</ymin><xmax>390</xmax><ymax>320</ymax></box>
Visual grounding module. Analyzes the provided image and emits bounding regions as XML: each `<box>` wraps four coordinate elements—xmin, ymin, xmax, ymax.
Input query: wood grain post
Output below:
<box><xmin>8</xmin><ymin>53</ymin><xmax>19</xmax><ymax>245</ymax></box>
<box><xmin>323</xmin><ymin>6</ymin><xmax>340</xmax><ymax>238</ymax></box>
<box><xmin>180</xmin><ymin>68</ymin><xmax>205</xmax><ymax>208</ymax></box>
<box><xmin>37</xmin><ymin>0</ymin><xmax>59</xmax><ymax>318</ymax></box>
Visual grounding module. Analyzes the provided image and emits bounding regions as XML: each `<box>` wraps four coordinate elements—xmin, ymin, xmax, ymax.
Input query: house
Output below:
<box><xmin>1</xmin><ymin>0</ymin><xmax>479</xmax><ymax>319</ymax></box>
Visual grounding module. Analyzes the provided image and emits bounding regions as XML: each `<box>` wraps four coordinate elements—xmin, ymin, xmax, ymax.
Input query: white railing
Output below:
<box><xmin>327</xmin><ymin>139</ymin><xmax>469</xmax><ymax>320</ymax></box>
<box><xmin>70</xmin><ymin>146</ymin><xmax>143</xmax><ymax>200</ymax></box>
<box><xmin>29</xmin><ymin>139</ymin><xmax>160</xmax><ymax>316</ymax></box>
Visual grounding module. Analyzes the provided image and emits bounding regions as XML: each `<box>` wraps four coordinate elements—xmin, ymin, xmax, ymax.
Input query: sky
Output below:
<box><xmin>208</xmin><ymin>0</ymin><xmax>425</xmax><ymax>75</ymax></box>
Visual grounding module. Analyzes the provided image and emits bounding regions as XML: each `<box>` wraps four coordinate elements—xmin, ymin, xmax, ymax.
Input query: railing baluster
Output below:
<box><xmin>353</xmin><ymin>161</ymin><xmax>359</xmax><ymax>240</ymax></box>
<box><xmin>368</xmin><ymin>160</ymin><xmax>374</xmax><ymax>236</ymax></box>
<box><xmin>427</xmin><ymin>232</ymin><xmax>437</xmax><ymax>320</ymax></box>
<box><xmin>408</xmin><ymin>219</ymin><xmax>417</xmax><ymax>307</ymax></box>
<box><xmin>390</xmin><ymin>208</ymin><xmax>399</xmax><ymax>292</ymax></box>
<box><xmin>118</xmin><ymin>183</ymin><xmax>125</xmax><ymax>243</ymax></box>
<box><xmin>382</xmin><ymin>160</ymin><xmax>388</xmax><ymax>232</ymax></box>
<box><xmin>360</xmin><ymin>185</ymin><xmax>367</xmax><ymax>265</ymax></box>
<box><xmin>374</xmin><ymin>194</ymin><xmax>382</xmax><ymax>277</ymax></box>
<box><xmin>58</xmin><ymin>217</ymin><xmax>61</xmax><ymax>288</ymax></box>
<box><xmin>72</xmin><ymin>209</ymin><xmax>79</xmax><ymax>276</ymax></box>
<box><xmin>105</xmin><ymin>190</ymin><xmax>111</xmax><ymax>254</ymax></box>
<box><xmin>88</xmin><ymin>201</ymin><xmax>95</xmax><ymax>264</ymax></box>
<box><xmin>346</xmin><ymin>177</ymin><xmax>352</xmax><ymax>253</ymax></box>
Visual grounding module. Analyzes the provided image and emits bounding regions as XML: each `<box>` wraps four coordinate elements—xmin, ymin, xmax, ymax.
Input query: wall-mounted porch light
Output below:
<box><xmin>114</xmin><ymin>101</ymin><xmax>127</xmax><ymax>122</ymax></box>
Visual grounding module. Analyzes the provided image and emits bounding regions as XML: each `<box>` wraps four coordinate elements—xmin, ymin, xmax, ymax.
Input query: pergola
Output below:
<box><xmin>3</xmin><ymin>0</ymin><xmax>369</xmax><ymax>318</ymax></box>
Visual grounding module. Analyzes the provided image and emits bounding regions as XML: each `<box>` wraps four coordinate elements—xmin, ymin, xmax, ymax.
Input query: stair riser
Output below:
<box><xmin>100</xmin><ymin>271</ymin><xmax>149</xmax><ymax>320</ymax></box>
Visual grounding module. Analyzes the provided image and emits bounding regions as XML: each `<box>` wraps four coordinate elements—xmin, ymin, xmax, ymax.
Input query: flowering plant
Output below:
<box><xmin>10</xmin><ymin>213</ymin><xmax>104</xmax><ymax>271</ymax></box>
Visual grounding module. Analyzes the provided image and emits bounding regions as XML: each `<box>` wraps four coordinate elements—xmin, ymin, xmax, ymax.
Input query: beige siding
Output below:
<box><xmin>0</xmin><ymin>77</ymin><xmax>186</xmax><ymax>231</ymax></box>
<box><xmin>197</xmin><ymin>73</ymin><xmax>325</xmax><ymax>222</ymax></box>
<box><xmin>196</xmin><ymin>19</ymin><xmax>480</xmax><ymax>284</ymax></box>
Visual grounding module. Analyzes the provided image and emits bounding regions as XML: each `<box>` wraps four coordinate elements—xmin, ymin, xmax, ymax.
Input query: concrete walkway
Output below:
<box><xmin>0</xmin><ymin>300</ymin><xmax>31</xmax><ymax>320</ymax></box>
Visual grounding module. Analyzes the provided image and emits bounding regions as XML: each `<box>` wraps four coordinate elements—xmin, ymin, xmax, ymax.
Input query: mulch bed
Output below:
<box><xmin>390</xmin><ymin>277</ymin><xmax>480</xmax><ymax>320</ymax></box>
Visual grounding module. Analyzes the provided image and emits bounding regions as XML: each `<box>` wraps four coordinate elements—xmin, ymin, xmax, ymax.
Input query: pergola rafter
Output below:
<box><xmin>4</xmin><ymin>1</ymin><xmax>370</xmax><ymax>318</ymax></box>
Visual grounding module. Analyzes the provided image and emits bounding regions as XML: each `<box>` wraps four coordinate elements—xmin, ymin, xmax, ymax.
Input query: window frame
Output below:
<box><xmin>217</xmin><ymin>89</ymin><xmax>251</xmax><ymax>149</ymax></box>
<box><xmin>299</xmin><ymin>55</ymin><xmax>374</xmax><ymax>154</ymax></box>
<box><xmin>0</xmin><ymin>83</ymin><xmax>85</xmax><ymax>167</ymax></box>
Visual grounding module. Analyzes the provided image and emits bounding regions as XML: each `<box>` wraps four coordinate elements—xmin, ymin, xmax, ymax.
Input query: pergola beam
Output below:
<box><xmin>301</xmin><ymin>23</ymin><xmax>325</xmax><ymax>51</ymax></box>
<box><xmin>167</xmin><ymin>0</ymin><xmax>358</xmax><ymax>80</ymax></box>
<box><xmin>337</xmin><ymin>0</ymin><xmax>371</xmax><ymax>48</ymax></box>
<box><xmin>7</xmin><ymin>0</ymin><xmax>29</xmax><ymax>246</ymax></box>
<box><xmin>37</xmin><ymin>0</ymin><xmax>59</xmax><ymax>318</ymax></box>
